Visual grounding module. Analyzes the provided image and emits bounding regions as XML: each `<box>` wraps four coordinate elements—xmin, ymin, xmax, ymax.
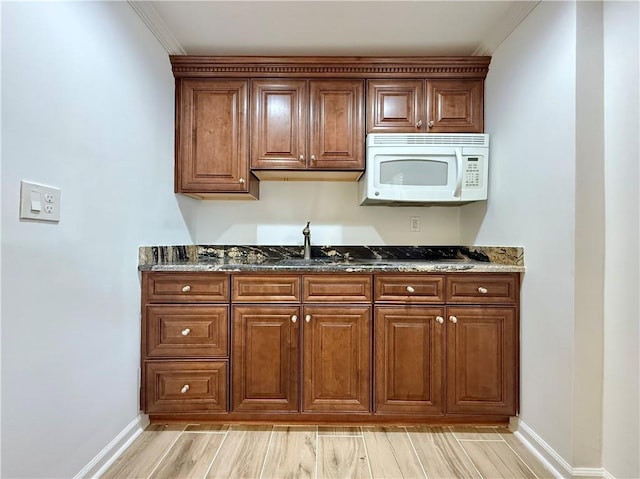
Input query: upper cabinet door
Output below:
<box><xmin>177</xmin><ymin>79</ymin><xmax>250</xmax><ymax>193</ymax></box>
<box><xmin>426</xmin><ymin>79</ymin><xmax>483</xmax><ymax>133</ymax></box>
<box><xmin>251</xmin><ymin>80</ymin><xmax>308</xmax><ymax>170</ymax></box>
<box><xmin>367</xmin><ymin>80</ymin><xmax>424</xmax><ymax>133</ymax></box>
<box><xmin>309</xmin><ymin>80</ymin><xmax>364</xmax><ymax>170</ymax></box>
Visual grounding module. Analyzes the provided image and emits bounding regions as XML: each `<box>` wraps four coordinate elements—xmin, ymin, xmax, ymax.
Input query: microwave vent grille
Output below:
<box><xmin>368</xmin><ymin>134</ymin><xmax>488</xmax><ymax>147</ymax></box>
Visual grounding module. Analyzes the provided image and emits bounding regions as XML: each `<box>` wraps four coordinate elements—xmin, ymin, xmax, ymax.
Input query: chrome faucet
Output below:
<box><xmin>302</xmin><ymin>221</ymin><xmax>311</xmax><ymax>259</ymax></box>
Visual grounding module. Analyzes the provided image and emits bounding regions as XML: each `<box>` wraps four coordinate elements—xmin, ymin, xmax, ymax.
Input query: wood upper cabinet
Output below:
<box><xmin>302</xmin><ymin>305</ymin><xmax>371</xmax><ymax>412</ymax></box>
<box><xmin>251</xmin><ymin>79</ymin><xmax>364</xmax><ymax>171</ymax></box>
<box><xmin>375</xmin><ymin>306</ymin><xmax>444</xmax><ymax>415</ymax></box>
<box><xmin>232</xmin><ymin>305</ymin><xmax>300</xmax><ymax>412</ymax></box>
<box><xmin>367</xmin><ymin>79</ymin><xmax>483</xmax><ymax>133</ymax></box>
<box><xmin>446</xmin><ymin>306</ymin><xmax>517</xmax><ymax>415</ymax></box>
<box><xmin>175</xmin><ymin>79</ymin><xmax>258</xmax><ymax>199</ymax></box>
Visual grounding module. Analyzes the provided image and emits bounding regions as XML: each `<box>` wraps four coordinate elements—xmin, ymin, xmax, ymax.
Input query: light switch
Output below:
<box><xmin>20</xmin><ymin>180</ymin><xmax>61</xmax><ymax>222</ymax></box>
<box><xmin>30</xmin><ymin>191</ymin><xmax>42</xmax><ymax>212</ymax></box>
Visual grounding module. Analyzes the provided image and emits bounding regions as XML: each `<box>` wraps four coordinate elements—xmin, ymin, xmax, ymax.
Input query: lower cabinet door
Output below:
<box><xmin>446</xmin><ymin>306</ymin><xmax>517</xmax><ymax>415</ymax></box>
<box><xmin>232</xmin><ymin>305</ymin><xmax>300</xmax><ymax>411</ymax></box>
<box><xmin>303</xmin><ymin>305</ymin><xmax>371</xmax><ymax>412</ymax></box>
<box><xmin>145</xmin><ymin>361</ymin><xmax>228</xmax><ymax>413</ymax></box>
<box><xmin>375</xmin><ymin>306</ymin><xmax>444</xmax><ymax>414</ymax></box>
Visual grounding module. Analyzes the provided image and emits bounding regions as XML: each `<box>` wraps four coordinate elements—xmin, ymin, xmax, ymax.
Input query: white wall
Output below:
<box><xmin>602</xmin><ymin>2</ymin><xmax>640</xmax><ymax>477</ymax></box>
<box><xmin>0</xmin><ymin>3</ymin><xmax>194</xmax><ymax>477</ymax></box>
<box><xmin>461</xmin><ymin>0</ymin><xmax>577</xmax><ymax>464</ymax></box>
<box><xmin>194</xmin><ymin>181</ymin><xmax>461</xmax><ymax>245</ymax></box>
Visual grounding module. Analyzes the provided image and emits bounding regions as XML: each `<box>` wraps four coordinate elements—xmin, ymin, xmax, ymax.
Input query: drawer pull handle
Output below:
<box><xmin>181</xmin><ymin>384</ymin><xmax>190</xmax><ymax>394</ymax></box>
<box><xmin>299</xmin><ymin>155</ymin><xmax>304</xmax><ymax>162</ymax></box>
<box><xmin>449</xmin><ymin>315</ymin><xmax>458</xmax><ymax>324</ymax></box>
<box><xmin>478</xmin><ymin>286</ymin><xmax>488</xmax><ymax>294</ymax></box>
<box><xmin>436</xmin><ymin>316</ymin><xmax>444</xmax><ymax>324</ymax></box>
<box><xmin>406</xmin><ymin>286</ymin><xmax>415</xmax><ymax>293</ymax></box>
<box><xmin>416</xmin><ymin>119</ymin><xmax>423</xmax><ymax>128</ymax></box>
<box><xmin>305</xmin><ymin>315</ymin><xmax>311</xmax><ymax>323</ymax></box>
<box><xmin>291</xmin><ymin>315</ymin><xmax>298</xmax><ymax>323</ymax></box>
<box><xmin>181</xmin><ymin>285</ymin><xmax>191</xmax><ymax>293</ymax></box>
<box><xmin>181</xmin><ymin>328</ymin><xmax>191</xmax><ymax>336</ymax></box>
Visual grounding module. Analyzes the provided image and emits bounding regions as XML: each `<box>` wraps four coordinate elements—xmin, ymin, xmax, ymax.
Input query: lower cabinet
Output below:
<box><xmin>446</xmin><ymin>306</ymin><xmax>517</xmax><ymax>415</ymax></box>
<box><xmin>141</xmin><ymin>271</ymin><xmax>519</xmax><ymax>421</ymax></box>
<box><xmin>374</xmin><ymin>306</ymin><xmax>443</xmax><ymax>415</ymax></box>
<box><xmin>231</xmin><ymin>305</ymin><xmax>299</xmax><ymax>412</ymax></box>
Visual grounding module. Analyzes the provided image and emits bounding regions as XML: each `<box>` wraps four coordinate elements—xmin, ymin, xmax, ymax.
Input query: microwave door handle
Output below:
<box><xmin>453</xmin><ymin>148</ymin><xmax>463</xmax><ymax>197</ymax></box>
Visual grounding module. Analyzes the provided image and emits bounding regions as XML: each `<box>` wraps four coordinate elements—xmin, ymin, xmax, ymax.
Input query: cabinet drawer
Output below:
<box><xmin>303</xmin><ymin>275</ymin><xmax>372</xmax><ymax>303</ymax></box>
<box><xmin>446</xmin><ymin>274</ymin><xmax>519</xmax><ymax>304</ymax></box>
<box><xmin>145</xmin><ymin>305</ymin><xmax>229</xmax><ymax>358</ymax></box>
<box><xmin>374</xmin><ymin>275</ymin><xmax>445</xmax><ymax>303</ymax></box>
<box><xmin>144</xmin><ymin>361</ymin><xmax>228</xmax><ymax>413</ymax></box>
<box><xmin>144</xmin><ymin>273</ymin><xmax>229</xmax><ymax>303</ymax></box>
<box><xmin>232</xmin><ymin>274</ymin><xmax>300</xmax><ymax>302</ymax></box>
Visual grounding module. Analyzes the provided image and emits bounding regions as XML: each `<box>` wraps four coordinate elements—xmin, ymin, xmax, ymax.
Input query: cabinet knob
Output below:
<box><xmin>449</xmin><ymin>315</ymin><xmax>458</xmax><ymax>324</ymax></box>
<box><xmin>478</xmin><ymin>286</ymin><xmax>488</xmax><ymax>294</ymax></box>
<box><xmin>311</xmin><ymin>155</ymin><xmax>317</xmax><ymax>163</ymax></box>
<box><xmin>291</xmin><ymin>315</ymin><xmax>298</xmax><ymax>323</ymax></box>
<box><xmin>428</xmin><ymin>120</ymin><xmax>434</xmax><ymax>128</ymax></box>
<box><xmin>406</xmin><ymin>285</ymin><xmax>415</xmax><ymax>293</ymax></box>
<box><xmin>181</xmin><ymin>328</ymin><xmax>191</xmax><ymax>336</ymax></box>
<box><xmin>181</xmin><ymin>285</ymin><xmax>191</xmax><ymax>293</ymax></box>
<box><xmin>305</xmin><ymin>314</ymin><xmax>311</xmax><ymax>323</ymax></box>
<box><xmin>416</xmin><ymin>120</ymin><xmax>423</xmax><ymax>128</ymax></box>
<box><xmin>239</xmin><ymin>177</ymin><xmax>246</xmax><ymax>184</ymax></box>
<box><xmin>180</xmin><ymin>384</ymin><xmax>190</xmax><ymax>394</ymax></box>
<box><xmin>436</xmin><ymin>316</ymin><xmax>444</xmax><ymax>324</ymax></box>
<box><xmin>299</xmin><ymin>155</ymin><xmax>304</xmax><ymax>162</ymax></box>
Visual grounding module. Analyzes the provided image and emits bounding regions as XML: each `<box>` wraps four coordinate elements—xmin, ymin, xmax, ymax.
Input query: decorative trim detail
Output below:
<box><xmin>127</xmin><ymin>1</ymin><xmax>186</xmax><ymax>55</ymax></box>
<box><xmin>473</xmin><ymin>1</ymin><xmax>540</xmax><ymax>55</ymax></box>
<box><xmin>514</xmin><ymin>419</ymin><xmax>609</xmax><ymax>479</ymax></box>
<box><xmin>73</xmin><ymin>414</ymin><xmax>149</xmax><ymax>479</ymax></box>
<box><xmin>169</xmin><ymin>56</ymin><xmax>491</xmax><ymax>79</ymax></box>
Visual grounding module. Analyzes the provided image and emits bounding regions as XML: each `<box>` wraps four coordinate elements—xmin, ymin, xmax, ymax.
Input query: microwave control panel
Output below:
<box><xmin>464</xmin><ymin>157</ymin><xmax>482</xmax><ymax>188</ymax></box>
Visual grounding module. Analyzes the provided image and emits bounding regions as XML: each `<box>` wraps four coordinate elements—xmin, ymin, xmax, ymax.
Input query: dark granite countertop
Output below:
<box><xmin>138</xmin><ymin>245</ymin><xmax>524</xmax><ymax>273</ymax></box>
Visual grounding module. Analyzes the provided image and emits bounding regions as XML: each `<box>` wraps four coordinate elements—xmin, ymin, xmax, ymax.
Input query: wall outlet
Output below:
<box><xmin>20</xmin><ymin>180</ymin><xmax>61</xmax><ymax>222</ymax></box>
<box><xmin>410</xmin><ymin>216</ymin><xmax>420</xmax><ymax>232</ymax></box>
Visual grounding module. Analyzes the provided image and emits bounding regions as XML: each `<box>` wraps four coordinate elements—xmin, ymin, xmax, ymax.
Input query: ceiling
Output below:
<box><xmin>129</xmin><ymin>1</ymin><xmax>539</xmax><ymax>57</ymax></box>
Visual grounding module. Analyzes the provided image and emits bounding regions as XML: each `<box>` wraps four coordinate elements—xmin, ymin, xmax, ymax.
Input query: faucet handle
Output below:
<box><xmin>303</xmin><ymin>222</ymin><xmax>310</xmax><ymax>235</ymax></box>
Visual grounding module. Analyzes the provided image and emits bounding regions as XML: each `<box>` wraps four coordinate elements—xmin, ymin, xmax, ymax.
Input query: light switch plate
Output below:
<box><xmin>20</xmin><ymin>180</ymin><xmax>61</xmax><ymax>222</ymax></box>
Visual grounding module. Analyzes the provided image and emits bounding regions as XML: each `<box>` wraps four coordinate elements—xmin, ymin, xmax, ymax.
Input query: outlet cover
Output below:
<box><xmin>20</xmin><ymin>180</ymin><xmax>61</xmax><ymax>222</ymax></box>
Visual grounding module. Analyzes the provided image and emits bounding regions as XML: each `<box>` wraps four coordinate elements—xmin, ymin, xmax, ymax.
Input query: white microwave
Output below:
<box><xmin>358</xmin><ymin>133</ymin><xmax>489</xmax><ymax>205</ymax></box>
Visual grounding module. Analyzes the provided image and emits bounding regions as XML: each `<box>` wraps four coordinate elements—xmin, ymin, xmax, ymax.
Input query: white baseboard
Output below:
<box><xmin>512</xmin><ymin>418</ymin><xmax>613</xmax><ymax>479</ymax></box>
<box><xmin>74</xmin><ymin>414</ymin><xmax>149</xmax><ymax>479</ymax></box>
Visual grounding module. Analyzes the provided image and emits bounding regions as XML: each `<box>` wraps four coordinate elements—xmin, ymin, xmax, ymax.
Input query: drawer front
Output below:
<box><xmin>446</xmin><ymin>274</ymin><xmax>519</xmax><ymax>304</ymax></box>
<box><xmin>232</xmin><ymin>274</ymin><xmax>301</xmax><ymax>303</ymax></box>
<box><xmin>144</xmin><ymin>361</ymin><xmax>228</xmax><ymax>413</ymax></box>
<box><xmin>374</xmin><ymin>275</ymin><xmax>445</xmax><ymax>303</ymax></box>
<box><xmin>303</xmin><ymin>275</ymin><xmax>372</xmax><ymax>303</ymax></box>
<box><xmin>145</xmin><ymin>273</ymin><xmax>229</xmax><ymax>303</ymax></box>
<box><xmin>145</xmin><ymin>305</ymin><xmax>229</xmax><ymax>358</ymax></box>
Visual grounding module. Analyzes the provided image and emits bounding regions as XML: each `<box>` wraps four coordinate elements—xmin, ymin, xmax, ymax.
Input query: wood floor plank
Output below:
<box><xmin>205</xmin><ymin>425</ymin><xmax>273</xmax><ymax>479</ymax></box>
<box><xmin>407</xmin><ymin>426</ymin><xmax>481</xmax><ymax>479</ymax></box>
<box><xmin>460</xmin><ymin>440</ymin><xmax>537</xmax><ymax>478</ymax></box>
<box><xmin>261</xmin><ymin>426</ymin><xmax>316</xmax><ymax>479</ymax></box>
<box><xmin>318</xmin><ymin>426</ymin><xmax>362</xmax><ymax>436</ymax></box>
<box><xmin>185</xmin><ymin>424</ymin><xmax>229</xmax><ymax>432</ymax></box>
<box><xmin>362</xmin><ymin>426</ymin><xmax>425</xmax><ymax>479</ymax></box>
<box><xmin>500</xmin><ymin>431</ymin><xmax>556</xmax><ymax>478</ymax></box>
<box><xmin>449</xmin><ymin>426</ymin><xmax>510</xmax><ymax>440</ymax></box>
<box><xmin>101</xmin><ymin>424</ymin><xmax>185</xmax><ymax>479</ymax></box>
<box><xmin>149</xmin><ymin>433</ymin><xmax>224</xmax><ymax>479</ymax></box>
<box><xmin>317</xmin><ymin>436</ymin><xmax>370</xmax><ymax>479</ymax></box>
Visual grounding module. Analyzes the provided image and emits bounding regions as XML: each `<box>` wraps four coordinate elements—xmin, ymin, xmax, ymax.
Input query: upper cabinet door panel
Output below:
<box><xmin>309</xmin><ymin>80</ymin><xmax>364</xmax><ymax>170</ymax></box>
<box><xmin>178</xmin><ymin>79</ymin><xmax>249</xmax><ymax>192</ymax></box>
<box><xmin>251</xmin><ymin>80</ymin><xmax>308</xmax><ymax>169</ymax></box>
<box><xmin>426</xmin><ymin>79</ymin><xmax>483</xmax><ymax>133</ymax></box>
<box><xmin>367</xmin><ymin>80</ymin><xmax>424</xmax><ymax>133</ymax></box>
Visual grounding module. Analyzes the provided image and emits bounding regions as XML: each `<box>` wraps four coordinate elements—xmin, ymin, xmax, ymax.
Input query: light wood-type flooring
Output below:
<box><xmin>101</xmin><ymin>424</ymin><xmax>554</xmax><ymax>479</ymax></box>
